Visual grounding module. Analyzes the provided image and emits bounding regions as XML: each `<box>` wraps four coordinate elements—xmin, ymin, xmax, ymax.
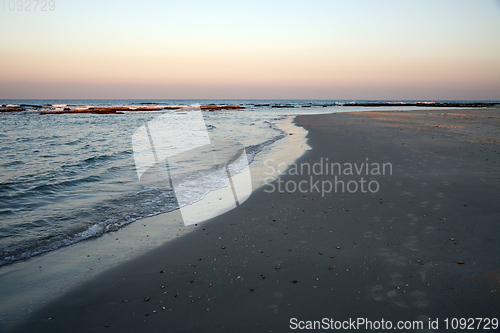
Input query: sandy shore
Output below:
<box><xmin>13</xmin><ymin>109</ymin><xmax>500</xmax><ymax>332</ymax></box>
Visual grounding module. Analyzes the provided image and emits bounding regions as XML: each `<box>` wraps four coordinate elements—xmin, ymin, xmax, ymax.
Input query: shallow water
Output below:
<box><xmin>0</xmin><ymin>99</ymin><xmax>486</xmax><ymax>266</ymax></box>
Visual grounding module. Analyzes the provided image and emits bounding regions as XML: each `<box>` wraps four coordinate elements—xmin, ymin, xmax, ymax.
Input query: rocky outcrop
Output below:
<box><xmin>0</xmin><ymin>107</ymin><xmax>24</xmax><ymax>112</ymax></box>
<box><xmin>200</xmin><ymin>105</ymin><xmax>245</xmax><ymax>111</ymax></box>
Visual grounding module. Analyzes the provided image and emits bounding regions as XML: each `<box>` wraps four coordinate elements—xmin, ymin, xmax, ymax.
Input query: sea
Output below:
<box><xmin>0</xmin><ymin>99</ymin><xmax>496</xmax><ymax>267</ymax></box>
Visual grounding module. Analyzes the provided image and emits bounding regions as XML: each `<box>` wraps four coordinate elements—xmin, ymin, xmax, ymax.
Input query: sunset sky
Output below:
<box><xmin>1</xmin><ymin>0</ymin><xmax>499</xmax><ymax>99</ymax></box>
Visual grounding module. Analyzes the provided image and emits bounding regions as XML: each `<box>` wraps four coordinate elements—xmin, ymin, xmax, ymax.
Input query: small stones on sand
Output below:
<box><xmin>450</xmin><ymin>238</ymin><xmax>455</xmax><ymax>241</ymax></box>
<box><xmin>191</xmin><ymin>300</ymin><xmax>195</xmax><ymax>303</ymax></box>
<box><xmin>105</xmin><ymin>324</ymin><xmax>110</xmax><ymax>327</ymax></box>
<box><xmin>145</xmin><ymin>297</ymin><xmax>150</xmax><ymax>301</ymax></box>
<box><xmin>160</xmin><ymin>270</ymin><xmax>164</xmax><ymax>273</ymax></box>
<box><xmin>458</xmin><ymin>261</ymin><xmax>465</xmax><ymax>264</ymax></box>
<box><xmin>292</xmin><ymin>280</ymin><xmax>298</xmax><ymax>283</ymax></box>
<box><xmin>328</xmin><ymin>266</ymin><xmax>334</xmax><ymax>270</ymax></box>
<box><xmin>336</xmin><ymin>246</ymin><xmax>341</xmax><ymax>249</ymax></box>
<box><xmin>319</xmin><ymin>252</ymin><xmax>323</xmax><ymax>255</ymax></box>
<box><xmin>123</xmin><ymin>300</ymin><xmax>128</xmax><ymax>303</ymax></box>
<box><xmin>222</xmin><ymin>246</ymin><xmax>226</xmax><ymax>249</ymax></box>
<box><xmin>330</xmin><ymin>256</ymin><xmax>334</xmax><ymax>258</ymax></box>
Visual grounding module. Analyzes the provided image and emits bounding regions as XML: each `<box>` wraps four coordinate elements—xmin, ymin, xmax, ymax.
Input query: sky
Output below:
<box><xmin>0</xmin><ymin>0</ymin><xmax>499</xmax><ymax>100</ymax></box>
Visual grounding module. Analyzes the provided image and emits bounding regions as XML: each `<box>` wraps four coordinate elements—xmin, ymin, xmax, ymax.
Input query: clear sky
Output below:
<box><xmin>1</xmin><ymin>0</ymin><xmax>499</xmax><ymax>99</ymax></box>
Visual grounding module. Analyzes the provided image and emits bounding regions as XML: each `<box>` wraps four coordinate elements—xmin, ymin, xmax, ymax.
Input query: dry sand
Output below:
<box><xmin>13</xmin><ymin>109</ymin><xmax>500</xmax><ymax>332</ymax></box>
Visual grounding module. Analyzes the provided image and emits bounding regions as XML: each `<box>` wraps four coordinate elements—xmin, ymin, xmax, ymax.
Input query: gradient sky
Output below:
<box><xmin>1</xmin><ymin>0</ymin><xmax>499</xmax><ymax>99</ymax></box>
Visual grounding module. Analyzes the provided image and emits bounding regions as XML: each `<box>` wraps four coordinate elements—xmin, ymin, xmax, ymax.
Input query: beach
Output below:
<box><xmin>12</xmin><ymin>108</ymin><xmax>500</xmax><ymax>332</ymax></box>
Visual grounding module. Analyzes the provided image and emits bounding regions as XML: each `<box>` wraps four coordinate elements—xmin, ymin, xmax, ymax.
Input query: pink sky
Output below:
<box><xmin>1</xmin><ymin>0</ymin><xmax>499</xmax><ymax>99</ymax></box>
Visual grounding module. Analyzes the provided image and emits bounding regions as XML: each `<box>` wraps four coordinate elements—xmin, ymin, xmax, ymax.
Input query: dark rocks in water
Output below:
<box><xmin>40</xmin><ymin>107</ymin><xmax>127</xmax><ymax>115</ymax></box>
<box><xmin>20</xmin><ymin>104</ymin><xmax>44</xmax><ymax>108</ymax></box>
<box><xmin>272</xmin><ymin>105</ymin><xmax>295</xmax><ymax>108</ymax></box>
<box><xmin>39</xmin><ymin>105</ymin><xmax>245</xmax><ymax>115</ymax></box>
<box><xmin>200</xmin><ymin>105</ymin><xmax>245</xmax><ymax>111</ymax></box>
<box><xmin>0</xmin><ymin>107</ymin><xmax>24</xmax><ymax>112</ymax></box>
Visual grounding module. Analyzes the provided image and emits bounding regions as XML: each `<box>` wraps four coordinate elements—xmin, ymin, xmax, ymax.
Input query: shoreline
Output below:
<box><xmin>0</xmin><ymin>115</ymin><xmax>309</xmax><ymax>331</ymax></box>
<box><xmin>8</xmin><ymin>109</ymin><xmax>500</xmax><ymax>332</ymax></box>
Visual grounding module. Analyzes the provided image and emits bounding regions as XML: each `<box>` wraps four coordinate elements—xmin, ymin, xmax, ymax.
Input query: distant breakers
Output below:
<box><xmin>264</xmin><ymin>157</ymin><xmax>392</xmax><ymax>196</ymax></box>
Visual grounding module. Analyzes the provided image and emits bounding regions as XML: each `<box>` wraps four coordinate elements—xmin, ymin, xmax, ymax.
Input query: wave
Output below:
<box><xmin>0</xmin><ymin>186</ymin><xmax>179</xmax><ymax>266</ymax></box>
<box><xmin>3</xmin><ymin>175</ymin><xmax>102</xmax><ymax>200</ymax></box>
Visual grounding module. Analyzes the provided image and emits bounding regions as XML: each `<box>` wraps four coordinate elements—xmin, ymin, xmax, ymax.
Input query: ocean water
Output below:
<box><xmin>0</xmin><ymin>99</ymin><xmax>494</xmax><ymax>267</ymax></box>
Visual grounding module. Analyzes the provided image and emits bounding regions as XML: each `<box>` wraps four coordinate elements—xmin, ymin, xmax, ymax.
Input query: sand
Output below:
<box><xmin>12</xmin><ymin>109</ymin><xmax>500</xmax><ymax>332</ymax></box>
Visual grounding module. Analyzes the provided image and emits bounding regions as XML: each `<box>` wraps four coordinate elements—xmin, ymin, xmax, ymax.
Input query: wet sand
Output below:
<box><xmin>13</xmin><ymin>109</ymin><xmax>500</xmax><ymax>332</ymax></box>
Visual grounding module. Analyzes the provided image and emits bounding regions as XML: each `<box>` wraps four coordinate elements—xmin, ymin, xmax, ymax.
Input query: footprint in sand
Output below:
<box><xmin>370</xmin><ymin>285</ymin><xmax>385</xmax><ymax>301</ymax></box>
<box><xmin>269</xmin><ymin>292</ymin><xmax>283</xmax><ymax>315</ymax></box>
<box><xmin>423</xmin><ymin>226</ymin><xmax>435</xmax><ymax>234</ymax></box>
<box><xmin>370</xmin><ymin>272</ymin><xmax>430</xmax><ymax>310</ymax></box>
<box><xmin>387</xmin><ymin>290</ymin><xmax>409</xmax><ymax>308</ymax></box>
<box><xmin>410</xmin><ymin>290</ymin><xmax>430</xmax><ymax>308</ymax></box>
<box><xmin>377</xmin><ymin>248</ymin><xmax>399</xmax><ymax>263</ymax></box>
<box><xmin>404</xmin><ymin>236</ymin><xmax>419</xmax><ymax>251</ymax></box>
<box><xmin>407</xmin><ymin>213</ymin><xmax>420</xmax><ymax>225</ymax></box>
